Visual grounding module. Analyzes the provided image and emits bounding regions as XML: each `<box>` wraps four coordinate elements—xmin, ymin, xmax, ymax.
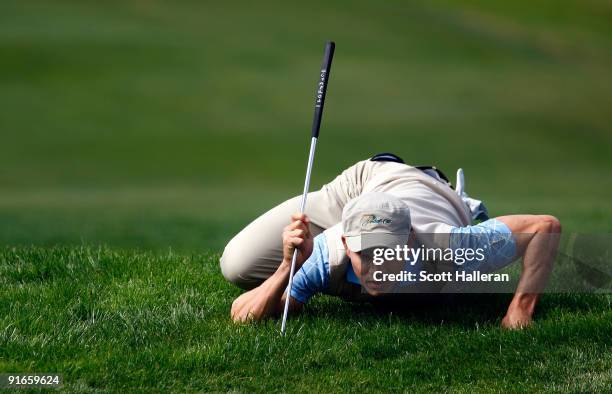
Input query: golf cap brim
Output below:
<box><xmin>345</xmin><ymin>232</ymin><xmax>409</xmax><ymax>253</ymax></box>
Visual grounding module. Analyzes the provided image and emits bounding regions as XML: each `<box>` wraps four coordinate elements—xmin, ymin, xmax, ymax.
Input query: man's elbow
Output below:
<box><xmin>229</xmin><ymin>297</ymin><xmax>256</xmax><ymax>323</ymax></box>
<box><xmin>536</xmin><ymin>215</ymin><xmax>562</xmax><ymax>234</ymax></box>
<box><xmin>230</xmin><ymin>293</ymin><xmax>271</xmax><ymax>323</ymax></box>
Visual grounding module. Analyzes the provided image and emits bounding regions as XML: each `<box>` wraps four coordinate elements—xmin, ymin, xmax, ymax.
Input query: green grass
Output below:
<box><xmin>1</xmin><ymin>0</ymin><xmax>611</xmax><ymax>391</ymax></box>
<box><xmin>1</xmin><ymin>246</ymin><xmax>610</xmax><ymax>392</ymax></box>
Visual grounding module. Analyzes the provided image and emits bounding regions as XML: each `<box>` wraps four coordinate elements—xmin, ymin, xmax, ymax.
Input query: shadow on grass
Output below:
<box><xmin>307</xmin><ymin>293</ymin><xmax>610</xmax><ymax>329</ymax></box>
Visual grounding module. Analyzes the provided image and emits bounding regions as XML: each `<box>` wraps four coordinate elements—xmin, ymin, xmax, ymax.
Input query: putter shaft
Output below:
<box><xmin>281</xmin><ymin>137</ymin><xmax>317</xmax><ymax>335</ymax></box>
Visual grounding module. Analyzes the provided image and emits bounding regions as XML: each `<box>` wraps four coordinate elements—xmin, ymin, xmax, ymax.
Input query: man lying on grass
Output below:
<box><xmin>221</xmin><ymin>154</ymin><xmax>561</xmax><ymax>329</ymax></box>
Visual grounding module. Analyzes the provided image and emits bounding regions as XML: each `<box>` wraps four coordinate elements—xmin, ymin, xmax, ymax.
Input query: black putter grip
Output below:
<box><xmin>311</xmin><ymin>41</ymin><xmax>335</xmax><ymax>138</ymax></box>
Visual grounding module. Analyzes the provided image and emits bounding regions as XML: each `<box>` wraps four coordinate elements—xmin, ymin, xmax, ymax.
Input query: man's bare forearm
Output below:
<box><xmin>496</xmin><ymin>214</ymin><xmax>561</xmax><ymax>328</ymax></box>
<box><xmin>231</xmin><ymin>259</ymin><xmax>303</xmax><ymax>322</ymax></box>
<box><xmin>259</xmin><ymin>260</ymin><xmax>292</xmax><ymax>314</ymax></box>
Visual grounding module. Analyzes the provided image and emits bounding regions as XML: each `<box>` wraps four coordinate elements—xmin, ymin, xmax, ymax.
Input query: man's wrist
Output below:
<box><xmin>280</xmin><ymin>258</ymin><xmax>292</xmax><ymax>271</ymax></box>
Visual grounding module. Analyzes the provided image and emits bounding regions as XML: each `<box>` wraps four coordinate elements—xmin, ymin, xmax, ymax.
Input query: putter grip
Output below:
<box><xmin>311</xmin><ymin>41</ymin><xmax>335</xmax><ymax>138</ymax></box>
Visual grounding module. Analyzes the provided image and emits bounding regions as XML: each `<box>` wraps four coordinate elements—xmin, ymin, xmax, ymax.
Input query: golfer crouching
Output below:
<box><xmin>221</xmin><ymin>154</ymin><xmax>561</xmax><ymax>329</ymax></box>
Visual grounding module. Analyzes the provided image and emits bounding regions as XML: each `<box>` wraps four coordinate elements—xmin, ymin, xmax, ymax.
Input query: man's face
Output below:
<box><xmin>342</xmin><ymin>238</ymin><xmax>404</xmax><ymax>296</ymax></box>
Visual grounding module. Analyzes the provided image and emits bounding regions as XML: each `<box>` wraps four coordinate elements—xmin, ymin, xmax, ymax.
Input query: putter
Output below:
<box><xmin>281</xmin><ymin>41</ymin><xmax>335</xmax><ymax>335</ymax></box>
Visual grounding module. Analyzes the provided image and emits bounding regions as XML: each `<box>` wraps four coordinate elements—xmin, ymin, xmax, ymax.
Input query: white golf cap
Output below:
<box><xmin>342</xmin><ymin>192</ymin><xmax>411</xmax><ymax>252</ymax></box>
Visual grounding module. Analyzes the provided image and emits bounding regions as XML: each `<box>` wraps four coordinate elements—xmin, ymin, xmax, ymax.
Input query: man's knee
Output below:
<box><xmin>220</xmin><ymin>240</ymin><xmax>253</xmax><ymax>289</ymax></box>
<box><xmin>536</xmin><ymin>215</ymin><xmax>562</xmax><ymax>234</ymax></box>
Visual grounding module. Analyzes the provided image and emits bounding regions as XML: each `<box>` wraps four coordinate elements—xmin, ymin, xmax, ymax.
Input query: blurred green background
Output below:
<box><xmin>1</xmin><ymin>0</ymin><xmax>611</xmax><ymax>252</ymax></box>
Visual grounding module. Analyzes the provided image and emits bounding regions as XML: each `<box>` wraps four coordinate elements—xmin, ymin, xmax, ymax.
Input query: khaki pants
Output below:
<box><xmin>220</xmin><ymin>159</ymin><xmax>387</xmax><ymax>289</ymax></box>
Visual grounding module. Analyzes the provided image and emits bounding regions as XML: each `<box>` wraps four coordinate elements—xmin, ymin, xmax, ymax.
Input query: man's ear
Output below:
<box><xmin>341</xmin><ymin>235</ymin><xmax>350</xmax><ymax>254</ymax></box>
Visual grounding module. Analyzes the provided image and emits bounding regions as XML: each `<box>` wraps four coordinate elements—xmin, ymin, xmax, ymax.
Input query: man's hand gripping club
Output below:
<box><xmin>230</xmin><ymin>213</ymin><xmax>313</xmax><ymax>323</ymax></box>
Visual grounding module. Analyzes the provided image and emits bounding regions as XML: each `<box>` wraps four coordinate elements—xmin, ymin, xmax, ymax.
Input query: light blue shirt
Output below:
<box><xmin>288</xmin><ymin>233</ymin><xmax>332</xmax><ymax>304</ymax></box>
